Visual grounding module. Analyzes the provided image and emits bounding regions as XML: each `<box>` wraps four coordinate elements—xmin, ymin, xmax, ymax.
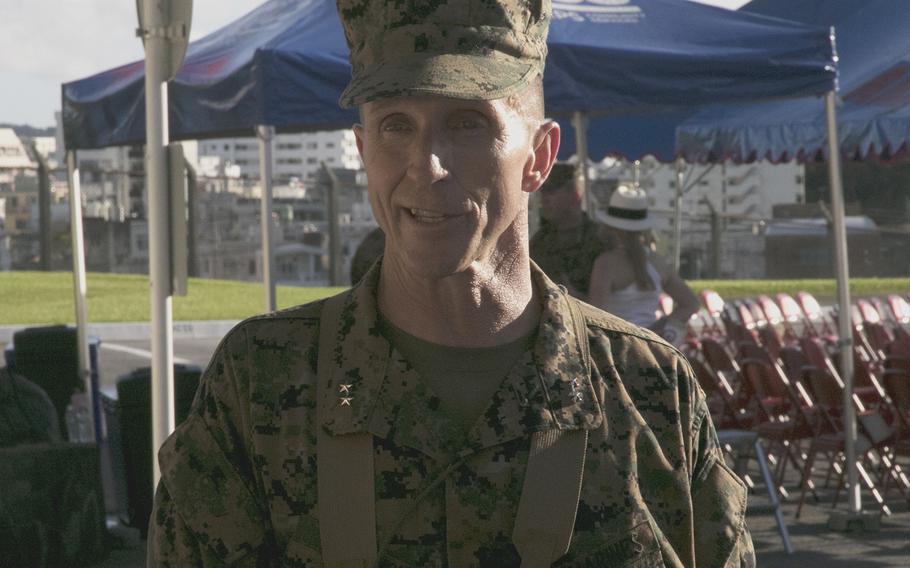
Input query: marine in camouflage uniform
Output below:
<box><xmin>150</xmin><ymin>0</ymin><xmax>754</xmax><ymax>565</ymax></box>
<box><xmin>149</xmin><ymin>262</ymin><xmax>753</xmax><ymax>566</ymax></box>
<box><xmin>530</xmin><ymin>163</ymin><xmax>605</xmax><ymax>299</ymax></box>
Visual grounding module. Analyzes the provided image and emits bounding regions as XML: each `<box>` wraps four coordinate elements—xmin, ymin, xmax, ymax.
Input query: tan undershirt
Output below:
<box><xmin>378</xmin><ymin>314</ymin><xmax>536</xmax><ymax>432</ymax></box>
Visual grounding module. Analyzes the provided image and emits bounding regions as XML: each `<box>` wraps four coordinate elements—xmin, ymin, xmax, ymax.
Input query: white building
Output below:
<box><xmin>592</xmin><ymin>157</ymin><xmax>805</xmax><ymax>228</ymax></box>
<box><xmin>198</xmin><ymin>130</ymin><xmax>361</xmax><ymax>181</ymax></box>
<box><xmin>0</xmin><ymin>128</ymin><xmax>35</xmax><ymax>171</ymax></box>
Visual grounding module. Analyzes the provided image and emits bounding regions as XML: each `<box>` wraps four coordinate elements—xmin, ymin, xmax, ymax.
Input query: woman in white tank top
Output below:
<box><xmin>588</xmin><ymin>185</ymin><xmax>700</xmax><ymax>340</ymax></box>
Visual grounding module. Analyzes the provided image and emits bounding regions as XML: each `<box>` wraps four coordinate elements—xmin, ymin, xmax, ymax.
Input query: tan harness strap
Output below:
<box><xmin>513</xmin><ymin>299</ymin><xmax>591</xmax><ymax>567</ymax></box>
<box><xmin>317</xmin><ymin>293</ymin><xmax>378</xmax><ymax>568</ymax></box>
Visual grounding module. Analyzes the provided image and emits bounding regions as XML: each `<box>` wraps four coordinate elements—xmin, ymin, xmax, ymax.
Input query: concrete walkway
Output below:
<box><xmin>0</xmin><ymin>320</ymin><xmax>239</xmax><ymax>344</ymax></box>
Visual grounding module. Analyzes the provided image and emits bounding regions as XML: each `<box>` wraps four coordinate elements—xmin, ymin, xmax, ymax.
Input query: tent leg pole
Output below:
<box><xmin>824</xmin><ymin>90</ymin><xmax>861</xmax><ymax>521</ymax></box>
<box><xmin>673</xmin><ymin>158</ymin><xmax>684</xmax><ymax>272</ymax></box>
<box><xmin>66</xmin><ymin>151</ymin><xmax>95</xmax><ymax>441</ymax></box>
<box><xmin>143</xmin><ymin>0</ymin><xmax>175</xmax><ymax>488</ymax></box>
<box><xmin>322</xmin><ymin>164</ymin><xmax>342</xmax><ymax>286</ymax></box>
<box><xmin>258</xmin><ymin>125</ymin><xmax>276</xmax><ymax>312</ymax></box>
<box><xmin>572</xmin><ymin>111</ymin><xmax>592</xmax><ymax>213</ymax></box>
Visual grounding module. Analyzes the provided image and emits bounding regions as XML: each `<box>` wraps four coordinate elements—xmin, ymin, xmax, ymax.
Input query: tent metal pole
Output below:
<box><xmin>66</xmin><ymin>150</ymin><xmax>95</xmax><ymax>441</ymax></box>
<box><xmin>142</xmin><ymin>0</ymin><xmax>176</xmax><ymax>487</ymax></box>
<box><xmin>572</xmin><ymin>112</ymin><xmax>593</xmax><ymax>213</ymax></box>
<box><xmin>35</xmin><ymin>144</ymin><xmax>52</xmax><ymax>270</ymax></box>
<box><xmin>673</xmin><ymin>158</ymin><xmax>684</xmax><ymax>272</ymax></box>
<box><xmin>257</xmin><ymin>125</ymin><xmax>276</xmax><ymax>312</ymax></box>
<box><xmin>322</xmin><ymin>163</ymin><xmax>343</xmax><ymax>286</ymax></box>
<box><xmin>186</xmin><ymin>161</ymin><xmax>198</xmax><ymax>277</ymax></box>
<box><xmin>825</xmin><ymin>90</ymin><xmax>859</xmax><ymax>514</ymax></box>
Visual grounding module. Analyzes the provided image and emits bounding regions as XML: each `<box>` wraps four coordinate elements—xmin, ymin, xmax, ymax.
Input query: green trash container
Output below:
<box><xmin>12</xmin><ymin>325</ymin><xmax>82</xmax><ymax>439</ymax></box>
<box><xmin>116</xmin><ymin>364</ymin><xmax>201</xmax><ymax>538</ymax></box>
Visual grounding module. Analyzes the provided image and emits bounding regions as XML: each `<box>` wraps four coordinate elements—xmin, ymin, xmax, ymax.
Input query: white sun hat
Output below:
<box><xmin>597</xmin><ymin>184</ymin><xmax>655</xmax><ymax>231</ymax></box>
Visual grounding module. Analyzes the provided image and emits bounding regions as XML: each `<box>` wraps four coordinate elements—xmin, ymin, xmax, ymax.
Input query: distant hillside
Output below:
<box><xmin>0</xmin><ymin>123</ymin><xmax>55</xmax><ymax>138</ymax></box>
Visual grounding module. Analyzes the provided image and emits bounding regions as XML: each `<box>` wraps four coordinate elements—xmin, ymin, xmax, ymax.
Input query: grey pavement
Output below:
<box><xmin>96</xmin><ymin>491</ymin><xmax>910</xmax><ymax>567</ymax></box>
<box><xmin>1</xmin><ymin>321</ymin><xmax>231</xmax><ymax>396</ymax></box>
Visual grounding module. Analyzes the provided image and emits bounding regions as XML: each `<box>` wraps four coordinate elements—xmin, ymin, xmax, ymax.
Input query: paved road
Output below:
<box><xmin>1</xmin><ymin>336</ymin><xmax>221</xmax><ymax>398</ymax></box>
<box><xmin>95</xmin><ymin>337</ymin><xmax>220</xmax><ymax>394</ymax></box>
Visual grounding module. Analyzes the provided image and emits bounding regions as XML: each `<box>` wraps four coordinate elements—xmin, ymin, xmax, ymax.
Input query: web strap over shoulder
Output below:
<box><xmin>316</xmin><ymin>293</ymin><xmax>590</xmax><ymax>567</ymax></box>
<box><xmin>317</xmin><ymin>292</ymin><xmax>378</xmax><ymax>568</ymax></box>
<box><xmin>512</xmin><ymin>298</ymin><xmax>590</xmax><ymax>567</ymax></box>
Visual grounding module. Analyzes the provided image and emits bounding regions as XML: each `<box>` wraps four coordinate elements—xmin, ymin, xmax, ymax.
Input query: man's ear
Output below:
<box><xmin>522</xmin><ymin>120</ymin><xmax>561</xmax><ymax>194</ymax></box>
<box><xmin>353</xmin><ymin>123</ymin><xmax>365</xmax><ymax>160</ymax></box>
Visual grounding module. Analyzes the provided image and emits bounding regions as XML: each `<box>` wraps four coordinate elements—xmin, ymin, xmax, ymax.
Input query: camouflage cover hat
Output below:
<box><xmin>336</xmin><ymin>0</ymin><xmax>551</xmax><ymax>108</ymax></box>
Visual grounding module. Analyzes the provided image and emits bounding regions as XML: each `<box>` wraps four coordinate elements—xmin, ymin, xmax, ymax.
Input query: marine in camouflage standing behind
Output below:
<box><xmin>149</xmin><ymin>0</ymin><xmax>754</xmax><ymax>566</ymax></box>
<box><xmin>529</xmin><ymin>162</ymin><xmax>605</xmax><ymax>300</ymax></box>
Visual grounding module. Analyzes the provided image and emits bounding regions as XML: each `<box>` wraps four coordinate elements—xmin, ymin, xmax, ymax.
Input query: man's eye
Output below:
<box><xmin>382</xmin><ymin>124</ymin><xmax>409</xmax><ymax>132</ymax></box>
<box><xmin>451</xmin><ymin>113</ymin><xmax>489</xmax><ymax>130</ymax></box>
<box><xmin>379</xmin><ymin>118</ymin><xmax>412</xmax><ymax>133</ymax></box>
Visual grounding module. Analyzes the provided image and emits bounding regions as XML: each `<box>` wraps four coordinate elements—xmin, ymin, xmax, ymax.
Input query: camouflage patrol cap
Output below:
<box><xmin>336</xmin><ymin>0</ymin><xmax>551</xmax><ymax>108</ymax></box>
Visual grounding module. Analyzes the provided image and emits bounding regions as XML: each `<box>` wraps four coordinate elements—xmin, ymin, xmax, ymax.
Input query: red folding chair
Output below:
<box><xmin>739</xmin><ymin>357</ymin><xmax>818</xmax><ymax>498</ymax></box>
<box><xmin>796</xmin><ymin>358</ymin><xmax>897</xmax><ymax>518</ymax></box>
<box><xmin>799</xmin><ymin>336</ymin><xmax>883</xmax><ymax>406</ymax></box>
<box><xmin>776</xmin><ymin>292</ymin><xmax>811</xmax><ymax>339</ymax></box>
<box><xmin>888</xmin><ymin>294</ymin><xmax>910</xmax><ymax>325</ymax></box>
<box><xmin>699</xmin><ymin>289</ymin><xmax>728</xmax><ymax>338</ymax></box>
<box><xmin>881</xmin><ymin>368</ymin><xmax>910</xmax><ymax>498</ymax></box>
<box><xmin>759</xmin><ymin>294</ymin><xmax>799</xmax><ymax>344</ymax></box>
<box><xmin>701</xmin><ymin>337</ymin><xmax>752</xmax><ymax>417</ymax></box>
<box><xmin>856</xmin><ymin>298</ymin><xmax>893</xmax><ymax>358</ymax></box>
<box><xmin>797</xmin><ymin>291</ymin><xmax>837</xmax><ymax>339</ymax></box>
<box><xmin>884</xmin><ymin>295</ymin><xmax>910</xmax><ymax>358</ymax></box>
<box><xmin>690</xmin><ymin>356</ymin><xmax>753</xmax><ymax>429</ymax></box>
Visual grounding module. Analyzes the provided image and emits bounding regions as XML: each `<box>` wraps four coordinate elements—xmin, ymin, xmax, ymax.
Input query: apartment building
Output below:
<box><xmin>198</xmin><ymin>130</ymin><xmax>361</xmax><ymax>181</ymax></box>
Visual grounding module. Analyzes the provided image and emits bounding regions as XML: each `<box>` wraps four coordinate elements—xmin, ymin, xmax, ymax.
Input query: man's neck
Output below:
<box><xmin>377</xmin><ymin>248</ymin><xmax>540</xmax><ymax>348</ymax></box>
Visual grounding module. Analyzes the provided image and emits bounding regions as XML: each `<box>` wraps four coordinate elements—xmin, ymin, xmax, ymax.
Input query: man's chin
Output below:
<box><xmin>385</xmin><ymin>251</ymin><xmax>474</xmax><ymax>282</ymax></box>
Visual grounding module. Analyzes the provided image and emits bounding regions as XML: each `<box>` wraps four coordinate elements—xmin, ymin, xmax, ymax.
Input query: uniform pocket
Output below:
<box><xmin>557</xmin><ymin>520</ymin><xmax>663</xmax><ymax>568</ymax></box>
<box><xmin>692</xmin><ymin>457</ymin><xmax>749</xmax><ymax>567</ymax></box>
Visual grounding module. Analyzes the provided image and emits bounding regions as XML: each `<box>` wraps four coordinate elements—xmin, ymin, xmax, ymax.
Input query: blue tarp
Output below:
<box><xmin>677</xmin><ymin>0</ymin><xmax>910</xmax><ymax>163</ymax></box>
<box><xmin>62</xmin><ymin>0</ymin><xmax>836</xmax><ymax>153</ymax></box>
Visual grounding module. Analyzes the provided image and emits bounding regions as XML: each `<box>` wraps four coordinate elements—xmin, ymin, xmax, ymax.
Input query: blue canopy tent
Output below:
<box><xmin>62</xmin><ymin>0</ymin><xmax>836</xmax><ymax>153</ymax></box>
<box><xmin>62</xmin><ymin>0</ymin><xmax>355</xmax><ymax>151</ymax></box>
<box><xmin>677</xmin><ymin>0</ymin><xmax>910</xmax><ymax>162</ymax></box>
<box><xmin>675</xmin><ymin>0</ymin><xmax>910</xmax><ymax>520</ymax></box>
<box><xmin>61</xmin><ymin>0</ymin><xmax>837</xmax><ymax>261</ymax></box>
<box><xmin>547</xmin><ymin>0</ymin><xmax>836</xmax><ymax>163</ymax></box>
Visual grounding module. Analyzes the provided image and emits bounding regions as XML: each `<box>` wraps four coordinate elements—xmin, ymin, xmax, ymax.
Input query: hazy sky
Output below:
<box><xmin>0</xmin><ymin>0</ymin><xmax>748</xmax><ymax>128</ymax></box>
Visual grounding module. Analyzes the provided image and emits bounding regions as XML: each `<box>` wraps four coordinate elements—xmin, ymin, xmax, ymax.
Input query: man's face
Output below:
<box><xmin>355</xmin><ymin>95</ymin><xmax>544</xmax><ymax>279</ymax></box>
<box><xmin>539</xmin><ymin>180</ymin><xmax>580</xmax><ymax>225</ymax></box>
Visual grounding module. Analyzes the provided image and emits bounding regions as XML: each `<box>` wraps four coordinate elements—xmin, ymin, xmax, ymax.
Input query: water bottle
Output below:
<box><xmin>65</xmin><ymin>394</ymin><xmax>93</xmax><ymax>443</ymax></box>
<box><xmin>65</xmin><ymin>402</ymin><xmax>79</xmax><ymax>442</ymax></box>
<box><xmin>76</xmin><ymin>404</ymin><xmax>92</xmax><ymax>442</ymax></box>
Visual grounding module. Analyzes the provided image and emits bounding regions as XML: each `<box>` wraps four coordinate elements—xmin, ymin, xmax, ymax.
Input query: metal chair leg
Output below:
<box><xmin>755</xmin><ymin>438</ymin><xmax>794</xmax><ymax>554</ymax></box>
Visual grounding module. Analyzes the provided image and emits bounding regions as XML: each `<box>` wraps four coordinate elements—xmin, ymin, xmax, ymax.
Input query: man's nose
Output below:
<box><xmin>407</xmin><ymin>130</ymin><xmax>450</xmax><ymax>187</ymax></box>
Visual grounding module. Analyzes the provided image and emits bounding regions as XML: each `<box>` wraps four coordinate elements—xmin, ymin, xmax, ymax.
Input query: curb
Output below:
<box><xmin>0</xmin><ymin>320</ymin><xmax>240</xmax><ymax>344</ymax></box>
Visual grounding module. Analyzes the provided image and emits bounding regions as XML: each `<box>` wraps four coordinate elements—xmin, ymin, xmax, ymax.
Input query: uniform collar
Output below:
<box><xmin>319</xmin><ymin>259</ymin><xmax>604</xmax><ymax>458</ymax></box>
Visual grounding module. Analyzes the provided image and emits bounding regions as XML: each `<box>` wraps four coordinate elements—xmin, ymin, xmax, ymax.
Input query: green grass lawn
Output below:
<box><xmin>1</xmin><ymin>271</ymin><xmax>908</xmax><ymax>325</ymax></box>
<box><xmin>0</xmin><ymin>271</ymin><xmax>345</xmax><ymax>325</ymax></box>
<box><xmin>688</xmin><ymin>278</ymin><xmax>910</xmax><ymax>303</ymax></box>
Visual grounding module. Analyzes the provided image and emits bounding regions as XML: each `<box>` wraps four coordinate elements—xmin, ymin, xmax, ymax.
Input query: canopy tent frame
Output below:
<box><xmin>257</xmin><ymin>125</ymin><xmax>277</xmax><ymax>312</ymax></box>
<box><xmin>823</xmin><ymin>90</ymin><xmax>860</xmax><ymax>515</ymax></box>
<box><xmin>64</xmin><ymin>151</ymin><xmax>96</xmax><ymax>442</ymax></box>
